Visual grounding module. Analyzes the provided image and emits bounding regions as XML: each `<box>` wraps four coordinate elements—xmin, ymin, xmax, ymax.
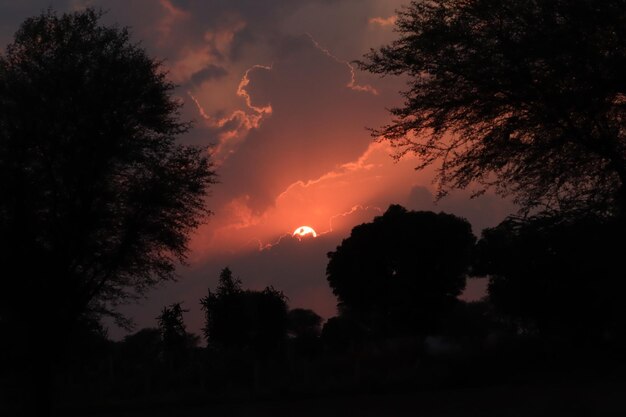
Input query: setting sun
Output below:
<box><xmin>292</xmin><ymin>226</ymin><xmax>317</xmax><ymax>239</ymax></box>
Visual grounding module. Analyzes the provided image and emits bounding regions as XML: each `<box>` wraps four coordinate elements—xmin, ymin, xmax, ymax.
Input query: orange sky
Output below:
<box><xmin>1</xmin><ymin>0</ymin><xmax>517</xmax><ymax>338</ymax></box>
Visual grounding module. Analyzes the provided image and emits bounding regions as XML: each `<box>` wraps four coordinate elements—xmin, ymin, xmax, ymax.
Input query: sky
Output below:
<box><xmin>0</xmin><ymin>0</ymin><xmax>517</xmax><ymax>338</ymax></box>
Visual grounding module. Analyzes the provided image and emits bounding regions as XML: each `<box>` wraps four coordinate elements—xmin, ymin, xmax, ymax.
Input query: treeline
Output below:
<box><xmin>4</xmin><ymin>3</ymin><xmax>626</xmax><ymax>415</ymax></box>
<box><xmin>51</xmin><ymin>205</ymin><xmax>626</xmax><ymax>412</ymax></box>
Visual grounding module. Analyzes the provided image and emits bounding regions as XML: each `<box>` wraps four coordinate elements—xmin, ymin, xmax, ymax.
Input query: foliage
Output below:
<box><xmin>287</xmin><ymin>308</ymin><xmax>323</xmax><ymax>339</ymax></box>
<box><xmin>158</xmin><ymin>303</ymin><xmax>190</xmax><ymax>347</ymax></box>
<box><xmin>358</xmin><ymin>0</ymin><xmax>626</xmax><ymax>213</ymax></box>
<box><xmin>321</xmin><ymin>316</ymin><xmax>366</xmax><ymax>353</ymax></box>
<box><xmin>326</xmin><ymin>205</ymin><xmax>476</xmax><ymax>337</ymax></box>
<box><xmin>121</xmin><ymin>328</ymin><xmax>163</xmax><ymax>366</ymax></box>
<box><xmin>287</xmin><ymin>308</ymin><xmax>322</xmax><ymax>358</ymax></box>
<box><xmin>158</xmin><ymin>303</ymin><xmax>187</xmax><ymax>341</ymax></box>
<box><xmin>200</xmin><ymin>268</ymin><xmax>288</xmax><ymax>357</ymax></box>
<box><xmin>216</xmin><ymin>266</ymin><xmax>242</xmax><ymax>296</ymax></box>
<box><xmin>0</xmin><ymin>9</ymin><xmax>215</xmax><ymax>337</ymax></box>
<box><xmin>474</xmin><ymin>214</ymin><xmax>626</xmax><ymax>339</ymax></box>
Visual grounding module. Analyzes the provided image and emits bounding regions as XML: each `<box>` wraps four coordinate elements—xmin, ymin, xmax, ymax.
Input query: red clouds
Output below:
<box><xmin>0</xmin><ymin>0</ymin><xmax>516</xmax><ymax>338</ymax></box>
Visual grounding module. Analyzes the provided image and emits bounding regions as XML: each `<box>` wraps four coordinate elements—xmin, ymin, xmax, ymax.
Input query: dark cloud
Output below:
<box><xmin>189</xmin><ymin>64</ymin><xmax>228</xmax><ymax>85</ymax></box>
<box><xmin>213</xmin><ymin>34</ymin><xmax>389</xmax><ymax>212</ymax></box>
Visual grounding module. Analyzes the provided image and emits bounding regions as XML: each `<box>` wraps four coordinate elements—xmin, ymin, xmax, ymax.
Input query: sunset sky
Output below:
<box><xmin>1</xmin><ymin>0</ymin><xmax>517</xmax><ymax>338</ymax></box>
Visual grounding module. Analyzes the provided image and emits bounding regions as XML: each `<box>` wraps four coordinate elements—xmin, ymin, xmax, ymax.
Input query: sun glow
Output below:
<box><xmin>292</xmin><ymin>226</ymin><xmax>317</xmax><ymax>239</ymax></box>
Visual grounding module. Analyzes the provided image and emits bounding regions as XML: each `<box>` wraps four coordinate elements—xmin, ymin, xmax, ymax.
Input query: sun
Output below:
<box><xmin>293</xmin><ymin>225</ymin><xmax>317</xmax><ymax>239</ymax></box>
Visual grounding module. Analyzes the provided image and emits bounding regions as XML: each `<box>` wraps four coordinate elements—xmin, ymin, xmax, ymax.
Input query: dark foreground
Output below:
<box><xmin>72</xmin><ymin>377</ymin><xmax>625</xmax><ymax>417</ymax></box>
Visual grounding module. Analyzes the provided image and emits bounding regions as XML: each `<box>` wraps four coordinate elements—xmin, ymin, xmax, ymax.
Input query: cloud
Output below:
<box><xmin>157</xmin><ymin>0</ymin><xmax>190</xmax><ymax>42</ymax></box>
<box><xmin>306</xmin><ymin>33</ymin><xmax>378</xmax><ymax>95</ymax></box>
<box><xmin>165</xmin><ymin>18</ymin><xmax>247</xmax><ymax>84</ymax></box>
<box><xmin>186</xmin><ymin>64</ymin><xmax>276</xmax><ymax>166</ymax></box>
<box><xmin>207</xmin><ymin>34</ymin><xmax>392</xmax><ymax>216</ymax></box>
<box><xmin>1</xmin><ymin>0</ymin><xmax>518</xmax><ymax>340</ymax></box>
<box><xmin>369</xmin><ymin>16</ymin><xmax>397</xmax><ymax>27</ymax></box>
<box><xmin>189</xmin><ymin>64</ymin><xmax>229</xmax><ymax>86</ymax></box>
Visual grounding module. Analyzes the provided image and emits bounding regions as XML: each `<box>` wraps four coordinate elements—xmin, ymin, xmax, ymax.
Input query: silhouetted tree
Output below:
<box><xmin>157</xmin><ymin>303</ymin><xmax>197</xmax><ymax>368</ymax></box>
<box><xmin>158</xmin><ymin>304</ymin><xmax>188</xmax><ymax>349</ymax></box>
<box><xmin>201</xmin><ymin>268</ymin><xmax>288</xmax><ymax>357</ymax></box>
<box><xmin>474</xmin><ymin>214</ymin><xmax>626</xmax><ymax>341</ymax></box>
<box><xmin>216</xmin><ymin>267</ymin><xmax>242</xmax><ymax>296</ymax></box>
<box><xmin>288</xmin><ymin>308</ymin><xmax>323</xmax><ymax>358</ymax></box>
<box><xmin>114</xmin><ymin>328</ymin><xmax>163</xmax><ymax>398</ymax></box>
<box><xmin>0</xmin><ymin>9</ymin><xmax>214</xmax><ymax>414</ymax></box>
<box><xmin>288</xmin><ymin>308</ymin><xmax>323</xmax><ymax>339</ymax></box>
<box><xmin>326</xmin><ymin>205</ymin><xmax>476</xmax><ymax>337</ymax></box>
<box><xmin>438</xmin><ymin>300</ymin><xmax>504</xmax><ymax>349</ymax></box>
<box><xmin>121</xmin><ymin>328</ymin><xmax>162</xmax><ymax>370</ymax></box>
<box><xmin>201</xmin><ymin>267</ymin><xmax>241</xmax><ymax>347</ymax></box>
<box><xmin>358</xmin><ymin>0</ymin><xmax>626</xmax><ymax>214</ymax></box>
<box><xmin>321</xmin><ymin>316</ymin><xmax>366</xmax><ymax>353</ymax></box>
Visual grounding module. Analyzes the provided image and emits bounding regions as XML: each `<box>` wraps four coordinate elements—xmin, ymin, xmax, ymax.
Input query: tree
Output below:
<box><xmin>326</xmin><ymin>205</ymin><xmax>476</xmax><ymax>337</ymax></box>
<box><xmin>0</xmin><ymin>9</ymin><xmax>214</xmax><ymax>332</ymax></box>
<box><xmin>158</xmin><ymin>304</ymin><xmax>188</xmax><ymax>345</ymax></box>
<box><xmin>200</xmin><ymin>268</ymin><xmax>288</xmax><ymax>357</ymax></box>
<box><xmin>287</xmin><ymin>308</ymin><xmax>322</xmax><ymax>358</ymax></box>
<box><xmin>0</xmin><ymin>9</ymin><xmax>214</xmax><ymax>413</ymax></box>
<box><xmin>157</xmin><ymin>303</ymin><xmax>198</xmax><ymax>368</ymax></box>
<box><xmin>358</xmin><ymin>0</ymin><xmax>626</xmax><ymax>214</ymax></box>
<box><xmin>200</xmin><ymin>267</ymin><xmax>242</xmax><ymax>347</ymax></box>
<box><xmin>215</xmin><ymin>266</ymin><xmax>242</xmax><ymax>296</ymax></box>
<box><xmin>474</xmin><ymin>214</ymin><xmax>626</xmax><ymax>341</ymax></box>
<box><xmin>120</xmin><ymin>328</ymin><xmax>162</xmax><ymax>371</ymax></box>
<box><xmin>287</xmin><ymin>308</ymin><xmax>323</xmax><ymax>339</ymax></box>
<box><xmin>118</xmin><ymin>328</ymin><xmax>162</xmax><ymax>395</ymax></box>
<box><xmin>321</xmin><ymin>316</ymin><xmax>366</xmax><ymax>353</ymax></box>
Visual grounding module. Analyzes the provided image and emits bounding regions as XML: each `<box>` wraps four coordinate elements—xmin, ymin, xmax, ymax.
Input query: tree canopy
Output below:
<box><xmin>157</xmin><ymin>303</ymin><xmax>198</xmax><ymax>367</ymax></box>
<box><xmin>287</xmin><ymin>308</ymin><xmax>323</xmax><ymax>340</ymax></box>
<box><xmin>201</xmin><ymin>268</ymin><xmax>288</xmax><ymax>357</ymax></box>
<box><xmin>474</xmin><ymin>214</ymin><xmax>626</xmax><ymax>339</ymax></box>
<box><xmin>326</xmin><ymin>205</ymin><xmax>475</xmax><ymax>337</ymax></box>
<box><xmin>0</xmin><ymin>9</ymin><xmax>215</xmax><ymax>337</ymax></box>
<box><xmin>358</xmin><ymin>0</ymin><xmax>626</xmax><ymax>214</ymax></box>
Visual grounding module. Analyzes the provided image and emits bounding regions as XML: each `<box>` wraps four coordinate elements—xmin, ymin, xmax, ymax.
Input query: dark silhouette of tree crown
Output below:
<box><xmin>216</xmin><ymin>267</ymin><xmax>242</xmax><ymax>296</ymax></box>
<box><xmin>0</xmin><ymin>9</ymin><xmax>216</xmax><ymax>331</ymax></box>
<box><xmin>326</xmin><ymin>205</ymin><xmax>475</xmax><ymax>336</ymax></box>
<box><xmin>474</xmin><ymin>213</ymin><xmax>626</xmax><ymax>339</ymax></box>
<box><xmin>287</xmin><ymin>308</ymin><xmax>323</xmax><ymax>339</ymax></box>
<box><xmin>157</xmin><ymin>303</ymin><xmax>188</xmax><ymax>345</ymax></box>
<box><xmin>201</xmin><ymin>269</ymin><xmax>288</xmax><ymax>355</ymax></box>
<box><xmin>358</xmin><ymin>0</ymin><xmax>626</xmax><ymax>214</ymax></box>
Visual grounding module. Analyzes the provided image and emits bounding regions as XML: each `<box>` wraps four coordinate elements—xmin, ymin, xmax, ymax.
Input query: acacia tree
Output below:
<box><xmin>0</xmin><ymin>8</ymin><xmax>215</xmax><ymax>369</ymax></box>
<box><xmin>358</xmin><ymin>0</ymin><xmax>626</xmax><ymax>214</ymax></box>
